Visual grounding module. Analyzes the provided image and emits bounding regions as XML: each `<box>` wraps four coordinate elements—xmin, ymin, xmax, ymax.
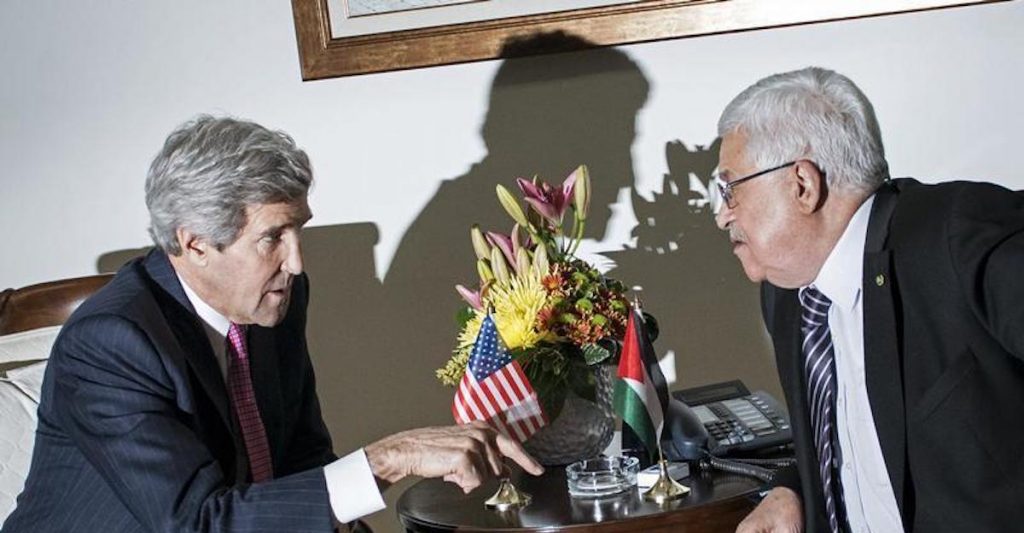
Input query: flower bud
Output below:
<box><xmin>496</xmin><ymin>184</ymin><xmax>530</xmax><ymax>228</ymax></box>
<box><xmin>477</xmin><ymin>259</ymin><xmax>494</xmax><ymax>283</ymax></box>
<box><xmin>490</xmin><ymin>247</ymin><xmax>511</xmax><ymax>285</ymax></box>
<box><xmin>532</xmin><ymin>244</ymin><xmax>549</xmax><ymax>274</ymax></box>
<box><xmin>572</xmin><ymin>165</ymin><xmax>591</xmax><ymax>220</ymax></box>
<box><xmin>470</xmin><ymin>224</ymin><xmax>491</xmax><ymax>260</ymax></box>
<box><xmin>515</xmin><ymin>246</ymin><xmax>532</xmax><ymax>274</ymax></box>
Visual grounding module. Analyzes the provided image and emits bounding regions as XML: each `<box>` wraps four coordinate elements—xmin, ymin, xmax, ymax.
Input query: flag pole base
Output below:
<box><xmin>642</xmin><ymin>460</ymin><xmax>690</xmax><ymax>504</ymax></box>
<box><xmin>484</xmin><ymin>478</ymin><xmax>532</xmax><ymax>511</ymax></box>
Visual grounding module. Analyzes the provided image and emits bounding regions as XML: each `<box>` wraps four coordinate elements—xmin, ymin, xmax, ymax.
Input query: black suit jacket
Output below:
<box><xmin>763</xmin><ymin>178</ymin><xmax>1024</xmax><ymax>532</ymax></box>
<box><xmin>2</xmin><ymin>251</ymin><xmax>338</xmax><ymax>532</ymax></box>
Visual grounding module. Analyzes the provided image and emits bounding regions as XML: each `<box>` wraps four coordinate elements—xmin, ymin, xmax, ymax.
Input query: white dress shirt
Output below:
<box><xmin>178</xmin><ymin>275</ymin><xmax>385</xmax><ymax>523</ymax></box>
<box><xmin>808</xmin><ymin>195</ymin><xmax>903</xmax><ymax>533</ymax></box>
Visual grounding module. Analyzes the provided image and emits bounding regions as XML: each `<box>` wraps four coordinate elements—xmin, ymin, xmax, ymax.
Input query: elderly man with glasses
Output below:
<box><xmin>713</xmin><ymin>67</ymin><xmax>1024</xmax><ymax>533</ymax></box>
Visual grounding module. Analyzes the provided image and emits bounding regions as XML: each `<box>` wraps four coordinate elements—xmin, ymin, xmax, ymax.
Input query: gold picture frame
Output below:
<box><xmin>292</xmin><ymin>0</ymin><xmax>1005</xmax><ymax>80</ymax></box>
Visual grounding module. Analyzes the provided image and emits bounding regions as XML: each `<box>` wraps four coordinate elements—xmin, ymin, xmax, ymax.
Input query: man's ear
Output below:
<box><xmin>793</xmin><ymin>160</ymin><xmax>827</xmax><ymax>214</ymax></box>
<box><xmin>176</xmin><ymin>228</ymin><xmax>210</xmax><ymax>266</ymax></box>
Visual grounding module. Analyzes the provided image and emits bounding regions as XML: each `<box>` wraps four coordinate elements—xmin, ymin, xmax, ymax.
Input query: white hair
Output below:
<box><xmin>145</xmin><ymin>115</ymin><xmax>313</xmax><ymax>255</ymax></box>
<box><xmin>718</xmin><ymin>67</ymin><xmax>888</xmax><ymax>194</ymax></box>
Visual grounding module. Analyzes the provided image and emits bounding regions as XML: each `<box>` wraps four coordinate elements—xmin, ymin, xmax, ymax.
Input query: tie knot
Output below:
<box><xmin>799</xmin><ymin>286</ymin><xmax>832</xmax><ymax>328</ymax></box>
<box><xmin>227</xmin><ymin>323</ymin><xmax>248</xmax><ymax>360</ymax></box>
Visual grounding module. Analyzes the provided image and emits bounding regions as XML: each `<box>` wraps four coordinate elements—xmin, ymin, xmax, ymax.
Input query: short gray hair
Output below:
<box><xmin>145</xmin><ymin>115</ymin><xmax>313</xmax><ymax>255</ymax></box>
<box><xmin>718</xmin><ymin>67</ymin><xmax>888</xmax><ymax>195</ymax></box>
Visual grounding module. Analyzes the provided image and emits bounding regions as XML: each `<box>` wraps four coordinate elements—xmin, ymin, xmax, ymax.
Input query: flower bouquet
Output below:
<box><xmin>436</xmin><ymin>165</ymin><xmax>633</xmax><ymax>463</ymax></box>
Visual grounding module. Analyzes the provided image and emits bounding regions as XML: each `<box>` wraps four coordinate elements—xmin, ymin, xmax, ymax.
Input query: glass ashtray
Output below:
<box><xmin>565</xmin><ymin>456</ymin><xmax>639</xmax><ymax>497</ymax></box>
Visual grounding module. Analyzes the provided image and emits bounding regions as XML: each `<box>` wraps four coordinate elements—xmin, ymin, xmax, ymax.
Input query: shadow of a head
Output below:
<box><xmin>481</xmin><ymin>31</ymin><xmax>650</xmax><ymax>240</ymax></box>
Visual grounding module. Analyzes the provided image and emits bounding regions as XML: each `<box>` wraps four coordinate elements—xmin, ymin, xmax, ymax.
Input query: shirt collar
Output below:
<box><xmin>176</xmin><ymin>272</ymin><xmax>231</xmax><ymax>337</ymax></box>
<box><xmin>809</xmin><ymin>194</ymin><xmax>876</xmax><ymax>311</ymax></box>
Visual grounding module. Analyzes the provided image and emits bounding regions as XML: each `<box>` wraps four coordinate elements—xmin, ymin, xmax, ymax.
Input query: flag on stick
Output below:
<box><xmin>452</xmin><ymin>314</ymin><xmax>547</xmax><ymax>442</ymax></box>
<box><xmin>613</xmin><ymin>305</ymin><xmax>671</xmax><ymax>458</ymax></box>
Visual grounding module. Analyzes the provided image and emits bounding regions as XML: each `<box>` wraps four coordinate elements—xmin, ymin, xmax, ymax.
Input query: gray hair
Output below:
<box><xmin>145</xmin><ymin>115</ymin><xmax>313</xmax><ymax>255</ymax></box>
<box><xmin>718</xmin><ymin>67</ymin><xmax>888</xmax><ymax>195</ymax></box>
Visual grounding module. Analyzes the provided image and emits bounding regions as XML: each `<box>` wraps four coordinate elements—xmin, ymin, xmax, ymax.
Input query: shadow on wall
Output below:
<box><xmin>605</xmin><ymin>140</ymin><xmax>778</xmax><ymax>398</ymax></box>
<box><xmin>379</xmin><ymin>32</ymin><xmax>652</xmax><ymax>437</ymax></box>
<box><xmin>95</xmin><ymin>31</ymin><xmax>778</xmax><ymax>533</ymax></box>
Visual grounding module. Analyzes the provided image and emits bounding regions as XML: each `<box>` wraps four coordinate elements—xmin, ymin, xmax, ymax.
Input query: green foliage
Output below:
<box><xmin>516</xmin><ymin>345</ymin><xmax>606</xmax><ymax>419</ymax></box>
<box><xmin>581</xmin><ymin>342</ymin><xmax>611</xmax><ymax>366</ymax></box>
<box><xmin>455</xmin><ymin>306</ymin><xmax>476</xmax><ymax>329</ymax></box>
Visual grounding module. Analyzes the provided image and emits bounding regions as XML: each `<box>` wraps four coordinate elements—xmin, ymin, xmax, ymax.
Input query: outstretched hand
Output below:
<box><xmin>735</xmin><ymin>487</ymin><xmax>803</xmax><ymax>533</ymax></box>
<box><xmin>364</xmin><ymin>421</ymin><xmax>544</xmax><ymax>493</ymax></box>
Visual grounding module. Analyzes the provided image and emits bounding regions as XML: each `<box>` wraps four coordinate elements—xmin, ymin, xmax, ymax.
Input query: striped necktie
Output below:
<box><xmin>226</xmin><ymin>323</ymin><xmax>274</xmax><ymax>482</ymax></box>
<box><xmin>800</xmin><ymin>286</ymin><xmax>843</xmax><ymax>533</ymax></box>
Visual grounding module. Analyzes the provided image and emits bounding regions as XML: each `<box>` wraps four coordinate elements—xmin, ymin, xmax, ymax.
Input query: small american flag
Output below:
<box><xmin>452</xmin><ymin>314</ymin><xmax>547</xmax><ymax>442</ymax></box>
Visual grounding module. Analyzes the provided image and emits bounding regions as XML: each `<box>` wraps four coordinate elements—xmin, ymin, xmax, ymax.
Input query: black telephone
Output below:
<box><xmin>657</xmin><ymin>380</ymin><xmax>792</xmax><ymax>461</ymax></box>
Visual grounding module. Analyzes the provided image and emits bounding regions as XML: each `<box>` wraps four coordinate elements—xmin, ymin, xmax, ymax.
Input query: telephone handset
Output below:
<box><xmin>659</xmin><ymin>380</ymin><xmax>792</xmax><ymax>461</ymax></box>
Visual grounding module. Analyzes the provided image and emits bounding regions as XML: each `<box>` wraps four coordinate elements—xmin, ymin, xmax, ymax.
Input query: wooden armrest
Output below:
<box><xmin>0</xmin><ymin>274</ymin><xmax>113</xmax><ymax>335</ymax></box>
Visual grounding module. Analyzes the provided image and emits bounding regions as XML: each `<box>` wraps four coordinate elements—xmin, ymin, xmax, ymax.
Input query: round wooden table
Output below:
<box><xmin>397</xmin><ymin>464</ymin><xmax>762</xmax><ymax>532</ymax></box>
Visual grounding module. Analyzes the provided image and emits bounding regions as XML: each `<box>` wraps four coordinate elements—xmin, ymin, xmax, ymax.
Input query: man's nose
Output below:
<box><xmin>282</xmin><ymin>235</ymin><xmax>304</xmax><ymax>275</ymax></box>
<box><xmin>715</xmin><ymin>202</ymin><xmax>734</xmax><ymax>231</ymax></box>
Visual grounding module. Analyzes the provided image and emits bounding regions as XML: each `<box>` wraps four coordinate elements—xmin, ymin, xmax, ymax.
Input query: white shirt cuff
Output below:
<box><xmin>323</xmin><ymin>448</ymin><xmax>386</xmax><ymax>523</ymax></box>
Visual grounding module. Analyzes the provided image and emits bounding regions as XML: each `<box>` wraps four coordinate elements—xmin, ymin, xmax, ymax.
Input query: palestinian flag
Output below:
<box><xmin>613</xmin><ymin>306</ymin><xmax>671</xmax><ymax>458</ymax></box>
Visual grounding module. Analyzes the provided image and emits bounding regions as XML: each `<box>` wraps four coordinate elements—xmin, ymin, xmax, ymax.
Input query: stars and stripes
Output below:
<box><xmin>800</xmin><ymin>286</ymin><xmax>844</xmax><ymax>533</ymax></box>
<box><xmin>452</xmin><ymin>314</ymin><xmax>547</xmax><ymax>442</ymax></box>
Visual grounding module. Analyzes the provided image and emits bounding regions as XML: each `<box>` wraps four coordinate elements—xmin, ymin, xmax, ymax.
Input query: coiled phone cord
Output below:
<box><xmin>699</xmin><ymin>454</ymin><xmax>797</xmax><ymax>484</ymax></box>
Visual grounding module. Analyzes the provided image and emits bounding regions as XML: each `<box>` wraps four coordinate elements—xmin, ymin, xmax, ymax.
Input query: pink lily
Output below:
<box><xmin>455</xmin><ymin>284</ymin><xmax>484</xmax><ymax>311</ymax></box>
<box><xmin>516</xmin><ymin>170</ymin><xmax>577</xmax><ymax>225</ymax></box>
<box><xmin>486</xmin><ymin>231</ymin><xmax>516</xmax><ymax>269</ymax></box>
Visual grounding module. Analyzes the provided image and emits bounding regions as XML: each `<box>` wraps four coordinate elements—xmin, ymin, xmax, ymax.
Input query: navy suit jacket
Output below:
<box><xmin>763</xmin><ymin>179</ymin><xmax>1024</xmax><ymax>532</ymax></box>
<box><xmin>2</xmin><ymin>251</ymin><xmax>338</xmax><ymax>532</ymax></box>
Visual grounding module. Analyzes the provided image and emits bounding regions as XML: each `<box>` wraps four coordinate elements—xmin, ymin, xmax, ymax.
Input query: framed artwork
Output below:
<box><xmin>291</xmin><ymin>0</ymin><xmax>1005</xmax><ymax>80</ymax></box>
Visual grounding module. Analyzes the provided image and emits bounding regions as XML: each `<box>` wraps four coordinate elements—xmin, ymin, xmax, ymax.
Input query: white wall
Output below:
<box><xmin>2</xmin><ymin>1</ymin><xmax>1021</xmax><ymax>531</ymax></box>
<box><xmin>2</xmin><ymin>1</ymin><xmax>1021</xmax><ymax>289</ymax></box>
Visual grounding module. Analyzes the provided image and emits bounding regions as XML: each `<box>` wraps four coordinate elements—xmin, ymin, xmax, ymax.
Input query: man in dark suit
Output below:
<box><xmin>2</xmin><ymin>116</ymin><xmax>541</xmax><ymax>532</ymax></box>
<box><xmin>712</xmin><ymin>68</ymin><xmax>1024</xmax><ymax>532</ymax></box>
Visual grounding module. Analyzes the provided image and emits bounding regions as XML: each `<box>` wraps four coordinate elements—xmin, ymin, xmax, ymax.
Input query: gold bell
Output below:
<box><xmin>642</xmin><ymin>460</ymin><xmax>690</xmax><ymax>504</ymax></box>
<box><xmin>484</xmin><ymin>478</ymin><xmax>532</xmax><ymax>511</ymax></box>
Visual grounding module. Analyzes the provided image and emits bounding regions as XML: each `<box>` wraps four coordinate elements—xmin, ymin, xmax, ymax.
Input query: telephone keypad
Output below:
<box><xmin>701</xmin><ymin>396</ymin><xmax>790</xmax><ymax>446</ymax></box>
<box><xmin>670</xmin><ymin>383</ymin><xmax>793</xmax><ymax>456</ymax></box>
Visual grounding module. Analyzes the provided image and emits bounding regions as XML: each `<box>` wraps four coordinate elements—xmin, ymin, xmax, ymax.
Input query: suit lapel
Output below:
<box><xmin>143</xmin><ymin>251</ymin><xmax>233</xmax><ymax>433</ymax></box>
<box><xmin>861</xmin><ymin>182</ymin><xmax>908</xmax><ymax>521</ymax></box>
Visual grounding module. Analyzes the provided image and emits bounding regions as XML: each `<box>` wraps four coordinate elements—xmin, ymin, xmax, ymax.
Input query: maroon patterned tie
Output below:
<box><xmin>226</xmin><ymin>323</ymin><xmax>274</xmax><ymax>482</ymax></box>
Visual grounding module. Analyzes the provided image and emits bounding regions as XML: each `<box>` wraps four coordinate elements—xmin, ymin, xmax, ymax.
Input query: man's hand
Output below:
<box><xmin>736</xmin><ymin>487</ymin><xmax>803</xmax><ymax>533</ymax></box>
<box><xmin>364</xmin><ymin>421</ymin><xmax>544</xmax><ymax>493</ymax></box>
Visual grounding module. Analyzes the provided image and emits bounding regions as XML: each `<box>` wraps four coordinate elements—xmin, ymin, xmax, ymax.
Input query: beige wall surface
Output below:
<box><xmin>1</xmin><ymin>1</ymin><xmax>1022</xmax><ymax>531</ymax></box>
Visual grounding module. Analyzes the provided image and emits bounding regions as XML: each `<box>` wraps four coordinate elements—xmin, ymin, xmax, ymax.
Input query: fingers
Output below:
<box><xmin>450</xmin><ymin>452</ymin><xmax>489</xmax><ymax>493</ymax></box>
<box><xmin>735</xmin><ymin>487</ymin><xmax>803</xmax><ymax>533</ymax></box>
<box><xmin>493</xmin><ymin>430</ymin><xmax>544</xmax><ymax>476</ymax></box>
<box><xmin>365</xmin><ymin>423</ymin><xmax>545</xmax><ymax>493</ymax></box>
<box><xmin>464</xmin><ymin>422</ymin><xmax>504</xmax><ymax>477</ymax></box>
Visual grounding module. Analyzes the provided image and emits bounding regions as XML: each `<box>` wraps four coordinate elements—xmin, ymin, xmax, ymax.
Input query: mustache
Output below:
<box><xmin>729</xmin><ymin>227</ymin><xmax>746</xmax><ymax>243</ymax></box>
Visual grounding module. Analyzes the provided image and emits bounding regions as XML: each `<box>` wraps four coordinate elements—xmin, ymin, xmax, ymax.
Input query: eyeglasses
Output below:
<box><xmin>713</xmin><ymin>161</ymin><xmax>796</xmax><ymax>211</ymax></box>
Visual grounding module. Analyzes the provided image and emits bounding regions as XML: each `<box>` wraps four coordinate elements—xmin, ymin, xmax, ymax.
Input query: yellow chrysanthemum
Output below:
<box><xmin>488</xmin><ymin>268</ymin><xmax>551</xmax><ymax>350</ymax></box>
<box><xmin>438</xmin><ymin>268</ymin><xmax>554</xmax><ymax>387</ymax></box>
<box><xmin>456</xmin><ymin>310</ymin><xmax>487</xmax><ymax>351</ymax></box>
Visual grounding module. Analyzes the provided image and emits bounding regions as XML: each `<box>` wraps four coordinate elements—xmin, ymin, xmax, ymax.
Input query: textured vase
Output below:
<box><xmin>523</xmin><ymin>365</ymin><xmax>615</xmax><ymax>466</ymax></box>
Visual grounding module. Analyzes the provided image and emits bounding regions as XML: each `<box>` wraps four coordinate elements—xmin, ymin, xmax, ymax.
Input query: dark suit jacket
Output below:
<box><xmin>763</xmin><ymin>178</ymin><xmax>1024</xmax><ymax>532</ymax></box>
<box><xmin>2</xmin><ymin>251</ymin><xmax>338</xmax><ymax>532</ymax></box>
